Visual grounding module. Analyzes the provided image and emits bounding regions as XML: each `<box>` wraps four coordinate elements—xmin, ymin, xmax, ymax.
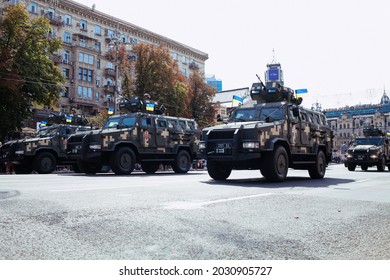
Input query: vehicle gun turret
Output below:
<box><xmin>250</xmin><ymin>81</ymin><xmax>302</xmax><ymax>105</ymax></box>
<box><xmin>118</xmin><ymin>96</ymin><xmax>166</xmax><ymax>115</ymax></box>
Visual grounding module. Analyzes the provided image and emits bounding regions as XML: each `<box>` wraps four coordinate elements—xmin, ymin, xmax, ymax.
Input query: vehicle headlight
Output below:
<box><xmin>15</xmin><ymin>150</ymin><xmax>25</xmax><ymax>155</ymax></box>
<box><xmin>89</xmin><ymin>144</ymin><xmax>101</xmax><ymax>150</ymax></box>
<box><xmin>370</xmin><ymin>154</ymin><xmax>378</xmax><ymax>159</ymax></box>
<box><xmin>198</xmin><ymin>142</ymin><xmax>206</xmax><ymax>150</ymax></box>
<box><xmin>243</xmin><ymin>142</ymin><xmax>260</xmax><ymax>149</ymax></box>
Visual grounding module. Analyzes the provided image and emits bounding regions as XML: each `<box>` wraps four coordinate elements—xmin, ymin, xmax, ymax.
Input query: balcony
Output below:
<box><xmin>71</xmin><ymin>41</ymin><xmax>101</xmax><ymax>53</ymax></box>
<box><xmin>69</xmin><ymin>97</ymin><xmax>97</xmax><ymax>107</ymax></box>
<box><xmin>41</xmin><ymin>11</ymin><xmax>64</xmax><ymax>26</ymax></box>
<box><xmin>50</xmin><ymin>55</ymin><xmax>73</xmax><ymax>65</ymax></box>
<box><xmin>104</xmin><ymin>84</ymin><xmax>115</xmax><ymax>94</ymax></box>
<box><xmin>105</xmin><ymin>68</ymin><xmax>116</xmax><ymax>77</ymax></box>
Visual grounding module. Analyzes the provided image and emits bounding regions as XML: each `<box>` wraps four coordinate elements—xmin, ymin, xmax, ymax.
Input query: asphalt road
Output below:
<box><xmin>1</xmin><ymin>164</ymin><xmax>390</xmax><ymax>260</ymax></box>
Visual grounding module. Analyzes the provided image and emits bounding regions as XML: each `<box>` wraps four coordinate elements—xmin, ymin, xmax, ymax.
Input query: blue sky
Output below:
<box><xmin>78</xmin><ymin>0</ymin><xmax>390</xmax><ymax>109</ymax></box>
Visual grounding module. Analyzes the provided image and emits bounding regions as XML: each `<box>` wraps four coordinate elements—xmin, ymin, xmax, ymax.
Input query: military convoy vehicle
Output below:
<box><xmin>345</xmin><ymin>126</ymin><xmax>390</xmax><ymax>172</ymax></box>
<box><xmin>0</xmin><ymin>113</ymin><xmax>91</xmax><ymax>174</ymax></box>
<box><xmin>66</xmin><ymin>97</ymin><xmax>200</xmax><ymax>175</ymax></box>
<box><xmin>198</xmin><ymin>81</ymin><xmax>333</xmax><ymax>182</ymax></box>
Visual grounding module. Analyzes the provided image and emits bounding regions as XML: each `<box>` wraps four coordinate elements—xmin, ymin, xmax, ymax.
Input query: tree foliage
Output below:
<box><xmin>186</xmin><ymin>70</ymin><xmax>216</xmax><ymax>128</ymax></box>
<box><xmin>0</xmin><ymin>4</ymin><xmax>64</xmax><ymax>140</ymax></box>
<box><xmin>132</xmin><ymin>43</ymin><xmax>188</xmax><ymax>116</ymax></box>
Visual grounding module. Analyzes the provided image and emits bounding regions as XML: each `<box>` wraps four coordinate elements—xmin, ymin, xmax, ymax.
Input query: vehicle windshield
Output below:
<box><xmin>103</xmin><ymin>117</ymin><xmax>120</xmax><ymax>129</ymax></box>
<box><xmin>37</xmin><ymin>126</ymin><xmax>60</xmax><ymax>137</ymax></box>
<box><xmin>231</xmin><ymin>108</ymin><xmax>257</xmax><ymax>122</ymax></box>
<box><xmin>259</xmin><ymin>106</ymin><xmax>285</xmax><ymax>121</ymax></box>
<box><xmin>354</xmin><ymin>137</ymin><xmax>383</xmax><ymax>146</ymax></box>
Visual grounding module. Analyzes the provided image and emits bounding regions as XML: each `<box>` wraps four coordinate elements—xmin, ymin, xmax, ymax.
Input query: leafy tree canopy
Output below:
<box><xmin>0</xmin><ymin>4</ymin><xmax>64</xmax><ymax>140</ymax></box>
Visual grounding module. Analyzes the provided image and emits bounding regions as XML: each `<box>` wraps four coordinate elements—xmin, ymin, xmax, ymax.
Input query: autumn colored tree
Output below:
<box><xmin>87</xmin><ymin>109</ymin><xmax>109</xmax><ymax>128</ymax></box>
<box><xmin>0</xmin><ymin>4</ymin><xmax>64</xmax><ymax>140</ymax></box>
<box><xmin>186</xmin><ymin>70</ymin><xmax>216</xmax><ymax>128</ymax></box>
<box><xmin>107</xmin><ymin>43</ymin><xmax>134</xmax><ymax>99</ymax></box>
<box><xmin>132</xmin><ymin>43</ymin><xmax>187</xmax><ymax>116</ymax></box>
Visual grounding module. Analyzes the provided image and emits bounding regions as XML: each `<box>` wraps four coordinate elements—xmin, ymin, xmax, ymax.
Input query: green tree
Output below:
<box><xmin>0</xmin><ymin>4</ymin><xmax>64</xmax><ymax>140</ymax></box>
<box><xmin>132</xmin><ymin>43</ymin><xmax>187</xmax><ymax>116</ymax></box>
<box><xmin>186</xmin><ymin>70</ymin><xmax>216</xmax><ymax>128</ymax></box>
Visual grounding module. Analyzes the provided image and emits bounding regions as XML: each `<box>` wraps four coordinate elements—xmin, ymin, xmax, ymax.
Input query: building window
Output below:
<box><xmin>63</xmin><ymin>50</ymin><xmax>70</xmax><ymax>62</ymax></box>
<box><xmin>77</xmin><ymin>86</ymin><xmax>93</xmax><ymax>99</ymax></box>
<box><xmin>172</xmin><ymin>52</ymin><xmax>178</xmax><ymax>60</ymax></box>
<box><xmin>95</xmin><ymin>92</ymin><xmax>99</xmax><ymax>102</ymax></box>
<box><xmin>29</xmin><ymin>2</ymin><xmax>38</xmax><ymax>14</ymax></box>
<box><xmin>78</xmin><ymin>67</ymin><xmax>93</xmax><ymax>82</ymax></box>
<box><xmin>65</xmin><ymin>14</ymin><xmax>72</xmax><ymax>26</ymax></box>
<box><xmin>181</xmin><ymin>55</ymin><xmax>187</xmax><ymax>64</ymax></box>
<box><xmin>97</xmin><ymin>59</ymin><xmax>101</xmax><ymax>69</ymax></box>
<box><xmin>78</xmin><ymin>53</ymin><xmax>94</xmax><ymax>65</ymax></box>
<box><xmin>80</xmin><ymin>19</ymin><xmax>87</xmax><ymax>31</ymax></box>
<box><xmin>107</xmin><ymin>62</ymin><xmax>113</xmax><ymax>70</ymax></box>
<box><xmin>64</xmin><ymin>32</ymin><xmax>71</xmax><ymax>43</ymax></box>
<box><xmin>95</xmin><ymin>25</ymin><xmax>101</xmax><ymax>35</ymax></box>
<box><xmin>61</xmin><ymin>87</ymin><xmax>69</xmax><ymax>98</ymax></box>
<box><xmin>62</xmin><ymin>68</ymin><xmax>70</xmax><ymax>79</ymax></box>
<box><xmin>96</xmin><ymin>75</ymin><xmax>101</xmax><ymax>87</ymax></box>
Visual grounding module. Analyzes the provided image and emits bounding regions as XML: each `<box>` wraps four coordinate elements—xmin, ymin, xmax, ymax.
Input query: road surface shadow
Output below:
<box><xmin>202</xmin><ymin>176</ymin><xmax>355</xmax><ymax>189</ymax></box>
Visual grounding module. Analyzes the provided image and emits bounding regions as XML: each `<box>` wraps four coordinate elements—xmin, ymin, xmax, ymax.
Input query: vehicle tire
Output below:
<box><xmin>13</xmin><ymin>164</ymin><xmax>33</xmax><ymax>174</ymax></box>
<box><xmin>171</xmin><ymin>150</ymin><xmax>191</xmax><ymax>174</ymax></box>
<box><xmin>207</xmin><ymin>160</ymin><xmax>232</xmax><ymax>180</ymax></box>
<box><xmin>77</xmin><ymin>159</ymin><xmax>102</xmax><ymax>174</ymax></box>
<box><xmin>377</xmin><ymin>156</ymin><xmax>386</xmax><ymax>172</ymax></box>
<box><xmin>110</xmin><ymin>147</ymin><xmax>135</xmax><ymax>175</ymax></box>
<box><xmin>347</xmin><ymin>163</ymin><xmax>356</xmax><ymax>171</ymax></box>
<box><xmin>308</xmin><ymin>150</ymin><xmax>326</xmax><ymax>179</ymax></box>
<box><xmin>361</xmin><ymin>164</ymin><xmax>368</xmax><ymax>171</ymax></box>
<box><xmin>141</xmin><ymin>162</ymin><xmax>160</xmax><ymax>174</ymax></box>
<box><xmin>33</xmin><ymin>152</ymin><xmax>56</xmax><ymax>174</ymax></box>
<box><xmin>261</xmin><ymin>146</ymin><xmax>288</xmax><ymax>182</ymax></box>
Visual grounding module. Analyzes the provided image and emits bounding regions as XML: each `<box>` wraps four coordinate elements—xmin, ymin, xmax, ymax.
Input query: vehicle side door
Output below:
<box><xmin>139</xmin><ymin>115</ymin><xmax>157</xmax><ymax>151</ymax></box>
<box><xmin>155</xmin><ymin>117</ymin><xmax>169</xmax><ymax>149</ymax></box>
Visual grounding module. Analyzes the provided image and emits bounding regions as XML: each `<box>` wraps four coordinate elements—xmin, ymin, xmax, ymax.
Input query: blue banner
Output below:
<box><xmin>295</xmin><ymin>88</ymin><xmax>308</xmax><ymax>94</ymax></box>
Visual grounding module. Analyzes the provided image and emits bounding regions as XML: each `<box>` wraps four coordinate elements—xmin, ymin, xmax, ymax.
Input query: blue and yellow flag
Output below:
<box><xmin>295</xmin><ymin>88</ymin><xmax>308</xmax><ymax>98</ymax></box>
<box><xmin>40</xmin><ymin>121</ymin><xmax>47</xmax><ymax>127</ymax></box>
<box><xmin>146</xmin><ymin>103</ymin><xmax>155</xmax><ymax>112</ymax></box>
<box><xmin>108</xmin><ymin>108</ymin><xmax>114</xmax><ymax>115</ymax></box>
<box><xmin>232</xmin><ymin>95</ymin><xmax>244</xmax><ymax>106</ymax></box>
<box><xmin>66</xmin><ymin>116</ymin><xmax>72</xmax><ymax>123</ymax></box>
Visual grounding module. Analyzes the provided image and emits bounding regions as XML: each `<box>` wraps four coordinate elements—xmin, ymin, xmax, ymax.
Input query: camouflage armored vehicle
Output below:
<box><xmin>198</xmin><ymin>81</ymin><xmax>333</xmax><ymax>182</ymax></box>
<box><xmin>0</xmin><ymin>113</ymin><xmax>91</xmax><ymax>174</ymax></box>
<box><xmin>345</xmin><ymin>126</ymin><xmax>390</xmax><ymax>172</ymax></box>
<box><xmin>66</xmin><ymin>97</ymin><xmax>200</xmax><ymax>175</ymax></box>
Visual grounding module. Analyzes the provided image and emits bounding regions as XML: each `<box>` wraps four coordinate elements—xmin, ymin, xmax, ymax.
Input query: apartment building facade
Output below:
<box><xmin>1</xmin><ymin>0</ymin><xmax>208</xmax><ymax>117</ymax></box>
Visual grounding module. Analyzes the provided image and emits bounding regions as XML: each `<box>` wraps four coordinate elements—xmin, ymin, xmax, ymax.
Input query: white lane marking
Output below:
<box><xmin>164</xmin><ymin>193</ymin><xmax>275</xmax><ymax>210</ymax></box>
<box><xmin>49</xmin><ymin>185</ymin><xmax>141</xmax><ymax>192</ymax></box>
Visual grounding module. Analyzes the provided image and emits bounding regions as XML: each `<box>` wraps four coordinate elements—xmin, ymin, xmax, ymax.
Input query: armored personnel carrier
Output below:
<box><xmin>198</xmin><ymin>81</ymin><xmax>333</xmax><ymax>182</ymax></box>
<box><xmin>66</xmin><ymin>96</ymin><xmax>200</xmax><ymax>175</ymax></box>
<box><xmin>0</xmin><ymin>113</ymin><xmax>91</xmax><ymax>174</ymax></box>
<box><xmin>345</xmin><ymin>126</ymin><xmax>390</xmax><ymax>171</ymax></box>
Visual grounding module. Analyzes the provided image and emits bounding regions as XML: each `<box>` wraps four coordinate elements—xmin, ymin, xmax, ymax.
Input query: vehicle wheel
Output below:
<box><xmin>171</xmin><ymin>150</ymin><xmax>191</xmax><ymax>174</ymax></box>
<box><xmin>377</xmin><ymin>156</ymin><xmax>386</xmax><ymax>172</ymax></box>
<box><xmin>33</xmin><ymin>152</ymin><xmax>56</xmax><ymax>174</ymax></box>
<box><xmin>361</xmin><ymin>164</ymin><xmax>368</xmax><ymax>171</ymax></box>
<box><xmin>347</xmin><ymin>163</ymin><xmax>356</xmax><ymax>171</ymax></box>
<box><xmin>13</xmin><ymin>164</ymin><xmax>33</xmax><ymax>174</ymax></box>
<box><xmin>110</xmin><ymin>147</ymin><xmax>135</xmax><ymax>175</ymax></box>
<box><xmin>308</xmin><ymin>150</ymin><xmax>326</xmax><ymax>179</ymax></box>
<box><xmin>207</xmin><ymin>160</ymin><xmax>232</xmax><ymax>180</ymax></box>
<box><xmin>141</xmin><ymin>162</ymin><xmax>160</xmax><ymax>174</ymax></box>
<box><xmin>77</xmin><ymin>159</ymin><xmax>102</xmax><ymax>174</ymax></box>
<box><xmin>261</xmin><ymin>146</ymin><xmax>288</xmax><ymax>182</ymax></box>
